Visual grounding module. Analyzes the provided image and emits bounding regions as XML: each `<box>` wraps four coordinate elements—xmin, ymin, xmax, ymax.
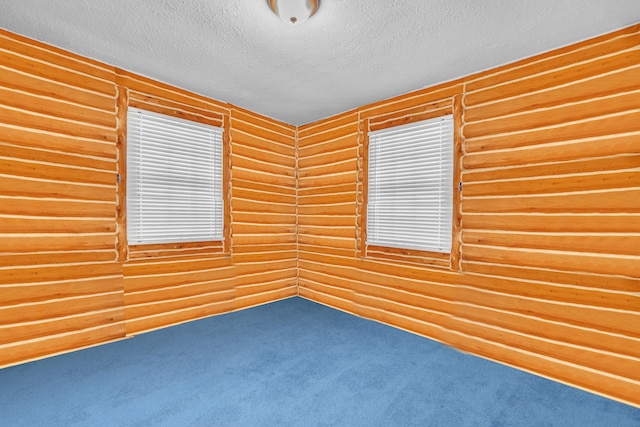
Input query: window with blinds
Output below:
<box><xmin>367</xmin><ymin>115</ymin><xmax>453</xmax><ymax>253</ymax></box>
<box><xmin>126</xmin><ymin>108</ymin><xmax>224</xmax><ymax>245</ymax></box>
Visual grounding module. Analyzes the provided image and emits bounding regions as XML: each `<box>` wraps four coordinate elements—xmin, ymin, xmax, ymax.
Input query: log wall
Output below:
<box><xmin>0</xmin><ymin>29</ymin><xmax>296</xmax><ymax>365</ymax></box>
<box><xmin>298</xmin><ymin>24</ymin><xmax>640</xmax><ymax>407</ymax></box>
<box><xmin>1</xmin><ymin>23</ymin><xmax>638</xmax><ymax>408</ymax></box>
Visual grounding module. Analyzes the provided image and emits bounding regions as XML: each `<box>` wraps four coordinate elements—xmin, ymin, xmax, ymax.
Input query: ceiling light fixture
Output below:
<box><xmin>267</xmin><ymin>0</ymin><xmax>320</xmax><ymax>25</ymax></box>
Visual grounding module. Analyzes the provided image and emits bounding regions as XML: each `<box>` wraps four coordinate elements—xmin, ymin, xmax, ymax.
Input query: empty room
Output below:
<box><xmin>0</xmin><ymin>1</ymin><xmax>639</xmax><ymax>425</ymax></box>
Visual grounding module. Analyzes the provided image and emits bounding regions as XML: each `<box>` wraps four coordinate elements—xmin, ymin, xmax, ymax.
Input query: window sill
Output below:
<box><xmin>364</xmin><ymin>245</ymin><xmax>452</xmax><ymax>269</ymax></box>
<box><xmin>127</xmin><ymin>240</ymin><xmax>226</xmax><ymax>261</ymax></box>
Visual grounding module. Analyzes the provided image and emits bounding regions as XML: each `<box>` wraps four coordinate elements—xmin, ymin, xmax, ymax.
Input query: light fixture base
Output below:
<box><xmin>267</xmin><ymin>0</ymin><xmax>320</xmax><ymax>25</ymax></box>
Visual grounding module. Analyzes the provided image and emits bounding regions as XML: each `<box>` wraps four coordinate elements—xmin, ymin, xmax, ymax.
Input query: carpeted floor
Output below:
<box><xmin>1</xmin><ymin>297</ymin><xmax>638</xmax><ymax>426</ymax></box>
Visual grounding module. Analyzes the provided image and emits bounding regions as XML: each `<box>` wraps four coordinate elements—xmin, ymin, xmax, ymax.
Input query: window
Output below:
<box><xmin>367</xmin><ymin>115</ymin><xmax>454</xmax><ymax>253</ymax></box>
<box><xmin>126</xmin><ymin>107</ymin><xmax>224</xmax><ymax>245</ymax></box>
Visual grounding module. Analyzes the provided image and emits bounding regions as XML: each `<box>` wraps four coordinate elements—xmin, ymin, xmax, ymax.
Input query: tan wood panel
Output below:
<box><xmin>0</xmin><ymin>276</ymin><xmax>123</xmax><ymax>305</ymax></box>
<box><xmin>0</xmin><ymin>67</ymin><xmax>114</xmax><ymax>113</ymax></box>
<box><xmin>231</xmin><ymin>179</ymin><xmax>296</xmax><ymax>196</ymax></box>
<box><xmin>298</xmin><ymin>122</ymin><xmax>359</xmax><ymax>148</ymax></box>
<box><xmin>231</xmin><ymin>107</ymin><xmax>295</xmax><ymax>137</ymax></box>
<box><xmin>464</xmin><ymin>171</ymin><xmax>639</xmax><ymax>197</ymax></box>
<box><xmin>298</xmin><ymin>158</ymin><xmax>358</xmax><ymax>178</ymax></box>
<box><xmin>465</xmin><ymin>49</ymin><xmax>640</xmax><ymax>107</ymax></box>
<box><xmin>298</xmin><ymin>134</ymin><xmax>359</xmax><ymax>158</ymax></box>
<box><xmin>298</xmin><ymin>244</ymin><xmax>356</xmax><ymax>258</ymax></box>
<box><xmin>298</xmin><ymin>183</ymin><xmax>356</xmax><ymax>197</ymax></box>
<box><xmin>232</xmin><ymin>243</ymin><xmax>297</xmax><ymax>254</ymax></box>
<box><xmin>234</xmin><ymin>223</ymin><xmax>297</xmax><ymax>235</ymax></box>
<box><xmin>462</xmin><ymin>230</ymin><xmax>640</xmax><ymax>256</ymax></box>
<box><xmin>1</xmin><ymin>262</ymin><xmax>121</xmax><ymax>285</ymax></box>
<box><xmin>0</xmin><ymin>197</ymin><xmax>115</xmax><ymax>217</ymax></box>
<box><xmin>0</xmin><ymin>292</ymin><xmax>124</xmax><ymax>324</ymax></box>
<box><xmin>232</xmin><ymin>233</ymin><xmax>297</xmax><ymax>246</ymax></box>
<box><xmin>298</xmin><ymin>235</ymin><xmax>355</xmax><ymax>250</ymax></box>
<box><xmin>298</xmin><ymin>192</ymin><xmax>356</xmax><ymax>206</ymax></box>
<box><xmin>233</xmin><ymin>120</ymin><xmax>296</xmax><ymax>147</ymax></box>
<box><xmin>232</xmin><ymin>167</ymin><xmax>296</xmax><ymax>188</ymax></box>
<box><xmin>462</xmin><ymin>189</ymin><xmax>640</xmax><ymax>213</ymax></box>
<box><xmin>124</xmin><ymin>290</ymin><xmax>295</xmax><ymax>336</ymax></box>
<box><xmin>231</xmin><ymin>251</ymin><xmax>297</xmax><ymax>264</ymax></box>
<box><xmin>466</xmin><ymin>65</ymin><xmax>640</xmax><ymax>124</ymax></box>
<box><xmin>0</xmin><ymin>142</ymin><xmax>116</xmax><ymax>172</ymax></box>
<box><xmin>463</xmin><ymin>133</ymin><xmax>640</xmax><ymax>170</ymax></box>
<box><xmin>465</xmin><ymin>110</ymin><xmax>640</xmax><ymax>153</ymax></box>
<box><xmin>0</xmin><ymin>157</ymin><xmax>116</xmax><ymax>185</ymax></box>
<box><xmin>231</xmin><ymin>130</ymin><xmax>295</xmax><ymax>157</ymax></box>
<box><xmin>297</xmin><ymin>147</ymin><xmax>357</xmax><ymax>170</ymax></box>
<box><xmin>233</xmin><ymin>212</ymin><xmax>297</xmax><ymax>225</ymax></box>
<box><xmin>360</xmin><ymin>83</ymin><xmax>462</xmax><ymax>119</ymax></box>
<box><xmin>128</xmin><ymin>98</ymin><xmax>223</xmax><ymax>128</ymax></box>
<box><xmin>115</xmin><ymin>69</ymin><xmax>228</xmax><ymax>114</ymax></box>
<box><xmin>0</xmin><ymin>323</ymin><xmax>125</xmax><ymax>368</ymax></box>
<box><xmin>232</xmin><ymin>144</ymin><xmax>296</xmax><ymax>168</ymax></box>
<box><xmin>0</xmin><ymin>86</ymin><xmax>115</xmax><ymax>128</ymax></box>
<box><xmin>297</xmin><ymin>215</ymin><xmax>355</xmax><ymax>227</ymax></box>
<box><xmin>233</xmin><ymin>198</ymin><xmax>297</xmax><ymax>214</ymax></box>
<box><xmin>297</xmin><ymin>202</ymin><xmax>357</xmax><ymax>216</ymax></box>
<box><xmin>125</xmin><ymin>269</ymin><xmax>296</xmax><ymax>306</ymax></box>
<box><xmin>463</xmin><ymin>244</ymin><xmax>640</xmax><ymax>278</ymax></box>
<box><xmin>466</xmin><ymin>28</ymin><xmax>640</xmax><ymax>92</ymax></box>
<box><xmin>0</xmin><ymin>217</ymin><xmax>115</xmax><ymax>234</ymax></box>
<box><xmin>0</xmin><ymin>124</ymin><xmax>116</xmax><ymax>159</ymax></box>
<box><xmin>0</xmin><ymin>30</ymin><xmax>115</xmax><ymax>79</ymax></box>
<box><xmin>232</xmin><ymin>154</ymin><xmax>295</xmax><ymax>177</ymax></box>
<box><xmin>0</xmin><ymin>251</ymin><xmax>115</xmax><ymax>268</ymax></box>
<box><xmin>0</xmin><ymin>176</ymin><xmax>114</xmax><ymax>202</ymax></box>
<box><xmin>465</xmin><ymin>91</ymin><xmax>640</xmax><ymax>138</ymax></box>
<box><xmin>463</xmin><ymin>155</ymin><xmax>639</xmax><ymax>183</ymax></box>
<box><xmin>298</xmin><ymin>225</ymin><xmax>355</xmax><ymax>238</ymax></box>
<box><xmin>0</xmin><ymin>309</ymin><xmax>124</xmax><ymax>345</ymax></box>
<box><xmin>298</xmin><ymin>171</ymin><xmax>357</xmax><ymax>189</ymax></box>
<box><xmin>463</xmin><ymin>213</ymin><xmax>640</xmax><ymax>233</ymax></box>
<box><xmin>298</xmin><ymin>112</ymin><xmax>359</xmax><ymax>139</ymax></box>
<box><xmin>462</xmin><ymin>262</ymin><xmax>640</xmax><ymax>293</ymax></box>
<box><xmin>300</xmin><ymin>258</ymin><xmax>640</xmax><ymax>314</ymax></box>
<box><xmin>0</xmin><ymin>233</ymin><xmax>115</xmax><ymax>253</ymax></box>
<box><xmin>232</xmin><ymin>188</ymin><xmax>296</xmax><ymax>205</ymax></box>
<box><xmin>0</xmin><ymin>49</ymin><xmax>115</xmax><ymax>96</ymax></box>
<box><xmin>129</xmin><ymin>90</ymin><xmax>224</xmax><ymax>119</ymax></box>
<box><xmin>451</xmin><ymin>301</ymin><xmax>640</xmax><ymax>358</ymax></box>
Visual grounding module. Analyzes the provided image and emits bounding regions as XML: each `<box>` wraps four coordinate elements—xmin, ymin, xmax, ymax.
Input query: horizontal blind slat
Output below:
<box><xmin>367</xmin><ymin>114</ymin><xmax>453</xmax><ymax>253</ymax></box>
<box><xmin>127</xmin><ymin>107</ymin><xmax>224</xmax><ymax>245</ymax></box>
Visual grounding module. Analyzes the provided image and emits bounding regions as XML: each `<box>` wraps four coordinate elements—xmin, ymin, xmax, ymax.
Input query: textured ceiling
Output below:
<box><xmin>0</xmin><ymin>0</ymin><xmax>639</xmax><ymax>125</ymax></box>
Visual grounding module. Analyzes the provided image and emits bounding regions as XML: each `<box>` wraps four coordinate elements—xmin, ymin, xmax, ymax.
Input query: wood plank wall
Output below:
<box><xmin>0</xmin><ymin>31</ymin><xmax>125</xmax><ymax>365</ymax></box>
<box><xmin>117</xmin><ymin>73</ymin><xmax>297</xmax><ymax>336</ymax></box>
<box><xmin>298</xmin><ymin>25</ymin><xmax>640</xmax><ymax>407</ymax></box>
<box><xmin>0</xmin><ymin>28</ymin><xmax>296</xmax><ymax>365</ymax></box>
<box><xmin>1</xmin><ymin>23</ymin><xmax>638</xmax><ymax>408</ymax></box>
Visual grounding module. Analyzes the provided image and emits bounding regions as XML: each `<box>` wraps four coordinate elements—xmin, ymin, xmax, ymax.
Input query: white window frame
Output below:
<box><xmin>126</xmin><ymin>107</ymin><xmax>224</xmax><ymax>245</ymax></box>
<box><xmin>366</xmin><ymin>115</ymin><xmax>454</xmax><ymax>253</ymax></box>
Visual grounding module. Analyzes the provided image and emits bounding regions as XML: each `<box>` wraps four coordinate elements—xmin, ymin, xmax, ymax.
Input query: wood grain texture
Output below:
<box><xmin>118</xmin><ymin>77</ymin><xmax>298</xmax><ymax>335</ymax></box>
<box><xmin>2</xmin><ymin>23</ymin><xmax>640</xmax><ymax>408</ymax></box>
<box><xmin>0</xmin><ymin>28</ymin><xmax>297</xmax><ymax>366</ymax></box>
<box><xmin>298</xmin><ymin>24</ymin><xmax>640</xmax><ymax>407</ymax></box>
<box><xmin>0</xmin><ymin>28</ymin><xmax>125</xmax><ymax>366</ymax></box>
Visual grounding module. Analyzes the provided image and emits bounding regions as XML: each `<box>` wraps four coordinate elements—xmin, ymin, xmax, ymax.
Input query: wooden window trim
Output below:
<box><xmin>357</xmin><ymin>95</ymin><xmax>463</xmax><ymax>270</ymax></box>
<box><xmin>116</xmin><ymin>86</ymin><xmax>231</xmax><ymax>262</ymax></box>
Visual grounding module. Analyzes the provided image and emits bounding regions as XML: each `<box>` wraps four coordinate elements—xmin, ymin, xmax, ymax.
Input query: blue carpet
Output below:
<box><xmin>0</xmin><ymin>297</ymin><xmax>638</xmax><ymax>426</ymax></box>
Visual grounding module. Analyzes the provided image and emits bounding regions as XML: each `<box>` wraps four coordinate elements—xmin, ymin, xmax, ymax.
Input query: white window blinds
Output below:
<box><xmin>367</xmin><ymin>115</ymin><xmax>453</xmax><ymax>253</ymax></box>
<box><xmin>126</xmin><ymin>108</ymin><xmax>224</xmax><ymax>245</ymax></box>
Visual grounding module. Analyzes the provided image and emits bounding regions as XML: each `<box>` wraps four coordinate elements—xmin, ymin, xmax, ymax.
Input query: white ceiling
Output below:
<box><xmin>0</xmin><ymin>1</ymin><xmax>639</xmax><ymax>125</ymax></box>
